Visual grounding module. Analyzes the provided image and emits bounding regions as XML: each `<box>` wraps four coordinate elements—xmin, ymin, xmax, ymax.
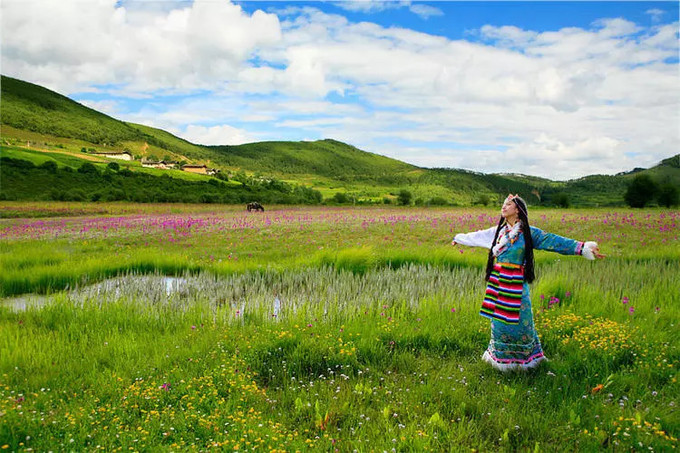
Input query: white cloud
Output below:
<box><xmin>642</xmin><ymin>22</ymin><xmax>679</xmax><ymax>49</ymax></box>
<box><xmin>592</xmin><ymin>18</ymin><xmax>642</xmax><ymax>38</ymax></box>
<box><xmin>332</xmin><ymin>0</ymin><xmax>442</xmax><ymax>19</ymax></box>
<box><xmin>480</xmin><ymin>25</ymin><xmax>538</xmax><ymax>47</ymax></box>
<box><xmin>1</xmin><ymin>1</ymin><xmax>678</xmax><ymax>180</ymax></box>
<box><xmin>78</xmin><ymin>99</ymin><xmax>121</xmax><ymax>116</ymax></box>
<box><xmin>409</xmin><ymin>4</ymin><xmax>443</xmax><ymax>19</ymax></box>
<box><xmin>333</xmin><ymin>1</ymin><xmax>410</xmax><ymax>14</ymax></box>
<box><xmin>645</xmin><ymin>8</ymin><xmax>665</xmax><ymax>22</ymax></box>
<box><xmin>181</xmin><ymin>124</ymin><xmax>254</xmax><ymax>146</ymax></box>
<box><xmin>1</xmin><ymin>0</ymin><xmax>282</xmax><ymax>93</ymax></box>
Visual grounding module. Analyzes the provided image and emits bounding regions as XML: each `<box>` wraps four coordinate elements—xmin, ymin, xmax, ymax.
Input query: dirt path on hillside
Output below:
<box><xmin>18</xmin><ymin>145</ymin><xmax>108</xmax><ymax>163</ymax></box>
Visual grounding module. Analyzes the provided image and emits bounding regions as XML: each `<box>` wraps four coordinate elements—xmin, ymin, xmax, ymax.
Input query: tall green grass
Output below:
<box><xmin>0</xmin><ymin>260</ymin><xmax>677</xmax><ymax>451</ymax></box>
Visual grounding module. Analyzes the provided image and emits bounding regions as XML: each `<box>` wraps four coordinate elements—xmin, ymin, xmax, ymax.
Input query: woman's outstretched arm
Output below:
<box><xmin>530</xmin><ymin>226</ymin><xmax>604</xmax><ymax>260</ymax></box>
<box><xmin>452</xmin><ymin>226</ymin><xmax>497</xmax><ymax>249</ymax></box>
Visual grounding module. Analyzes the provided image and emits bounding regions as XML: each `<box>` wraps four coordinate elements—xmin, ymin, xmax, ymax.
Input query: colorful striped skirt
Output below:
<box><xmin>480</xmin><ymin>262</ymin><xmax>546</xmax><ymax>370</ymax></box>
<box><xmin>480</xmin><ymin>262</ymin><xmax>524</xmax><ymax>324</ymax></box>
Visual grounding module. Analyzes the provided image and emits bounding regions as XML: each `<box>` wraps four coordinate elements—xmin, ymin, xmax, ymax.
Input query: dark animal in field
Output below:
<box><xmin>247</xmin><ymin>202</ymin><xmax>265</xmax><ymax>212</ymax></box>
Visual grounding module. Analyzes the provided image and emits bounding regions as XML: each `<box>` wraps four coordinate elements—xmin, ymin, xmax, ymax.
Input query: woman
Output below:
<box><xmin>452</xmin><ymin>195</ymin><xmax>604</xmax><ymax>371</ymax></box>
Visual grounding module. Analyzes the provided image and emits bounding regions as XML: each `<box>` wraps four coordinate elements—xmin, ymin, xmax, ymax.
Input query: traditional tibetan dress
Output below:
<box><xmin>453</xmin><ymin>225</ymin><xmax>587</xmax><ymax>371</ymax></box>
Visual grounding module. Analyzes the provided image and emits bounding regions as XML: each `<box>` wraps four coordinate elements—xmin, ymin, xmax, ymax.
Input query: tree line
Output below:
<box><xmin>2</xmin><ymin>156</ymin><xmax>677</xmax><ymax>208</ymax></box>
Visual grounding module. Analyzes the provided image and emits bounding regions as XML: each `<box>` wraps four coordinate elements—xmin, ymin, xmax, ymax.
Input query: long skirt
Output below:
<box><xmin>481</xmin><ymin>282</ymin><xmax>546</xmax><ymax>371</ymax></box>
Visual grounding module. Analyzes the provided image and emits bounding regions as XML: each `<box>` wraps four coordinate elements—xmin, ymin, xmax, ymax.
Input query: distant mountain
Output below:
<box><xmin>1</xmin><ymin>74</ymin><xmax>677</xmax><ymax>206</ymax></box>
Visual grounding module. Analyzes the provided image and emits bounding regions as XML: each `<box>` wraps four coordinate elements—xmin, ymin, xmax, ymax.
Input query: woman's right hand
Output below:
<box><xmin>592</xmin><ymin>246</ymin><xmax>606</xmax><ymax>259</ymax></box>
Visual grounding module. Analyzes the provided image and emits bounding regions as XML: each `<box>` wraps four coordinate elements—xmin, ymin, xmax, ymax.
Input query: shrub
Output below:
<box><xmin>552</xmin><ymin>192</ymin><xmax>571</xmax><ymax>208</ymax></box>
<box><xmin>102</xmin><ymin>189</ymin><xmax>127</xmax><ymax>201</ymax></box>
<box><xmin>475</xmin><ymin>194</ymin><xmax>491</xmax><ymax>206</ymax></box>
<box><xmin>199</xmin><ymin>193</ymin><xmax>219</xmax><ymax>203</ymax></box>
<box><xmin>333</xmin><ymin>192</ymin><xmax>349</xmax><ymax>204</ymax></box>
<box><xmin>78</xmin><ymin>162</ymin><xmax>100</xmax><ymax>175</ymax></box>
<box><xmin>1</xmin><ymin>157</ymin><xmax>34</xmax><ymax>169</ymax></box>
<box><xmin>107</xmin><ymin>162</ymin><xmax>120</xmax><ymax>171</ymax></box>
<box><xmin>66</xmin><ymin>189</ymin><xmax>87</xmax><ymax>201</ymax></box>
<box><xmin>429</xmin><ymin>197</ymin><xmax>448</xmax><ymax>206</ymax></box>
<box><xmin>397</xmin><ymin>189</ymin><xmax>412</xmax><ymax>206</ymax></box>
<box><xmin>624</xmin><ymin>174</ymin><xmax>659</xmax><ymax>208</ymax></box>
<box><xmin>39</xmin><ymin>160</ymin><xmax>58</xmax><ymax>173</ymax></box>
<box><xmin>49</xmin><ymin>189</ymin><xmax>65</xmax><ymax>201</ymax></box>
<box><xmin>658</xmin><ymin>183</ymin><xmax>679</xmax><ymax>207</ymax></box>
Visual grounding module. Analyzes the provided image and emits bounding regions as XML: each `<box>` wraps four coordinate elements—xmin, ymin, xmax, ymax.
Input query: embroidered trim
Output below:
<box><xmin>483</xmin><ymin>349</ymin><xmax>545</xmax><ymax>365</ymax></box>
<box><xmin>575</xmin><ymin>241</ymin><xmax>584</xmax><ymax>255</ymax></box>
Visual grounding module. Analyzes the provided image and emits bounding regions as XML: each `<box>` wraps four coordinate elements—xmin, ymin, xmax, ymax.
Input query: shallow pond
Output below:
<box><xmin>0</xmin><ymin>265</ymin><xmax>476</xmax><ymax>318</ymax></box>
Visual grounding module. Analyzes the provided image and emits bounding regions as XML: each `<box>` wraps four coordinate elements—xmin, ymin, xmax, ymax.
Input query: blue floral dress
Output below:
<box><xmin>454</xmin><ymin>225</ymin><xmax>585</xmax><ymax>371</ymax></box>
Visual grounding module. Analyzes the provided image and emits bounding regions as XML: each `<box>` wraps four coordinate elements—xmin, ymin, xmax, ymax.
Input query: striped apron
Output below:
<box><xmin>480</xmin><ymin>262</ymin><xmax>524</xmax><ymax>324</ymax></box>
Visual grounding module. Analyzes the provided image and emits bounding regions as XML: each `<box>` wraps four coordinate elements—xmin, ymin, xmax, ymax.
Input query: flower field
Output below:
<box><xmin>0</xmin><ymin>203</ymin><xmax>678</xmax><ymax>451</ymax></box>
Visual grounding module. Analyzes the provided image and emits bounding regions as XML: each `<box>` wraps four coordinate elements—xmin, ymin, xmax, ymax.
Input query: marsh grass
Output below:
<box><xmin>1</xmin><ymin>259</ymin><xmax>678</xmax><ymax>451</ymax></box>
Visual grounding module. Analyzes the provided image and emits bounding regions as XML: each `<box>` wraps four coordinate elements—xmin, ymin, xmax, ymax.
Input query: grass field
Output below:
<box><xmin>0</xmin><ymin>203</ymin><xmax>678</xmax><ymax>451</ymax></box>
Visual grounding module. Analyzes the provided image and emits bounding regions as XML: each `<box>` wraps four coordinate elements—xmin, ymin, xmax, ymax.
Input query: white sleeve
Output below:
<box><xmin>453</xmin><ymin>226</ymin><xmax>497</xmax><ymax>249</ymax></box>
<box><xmin>581</xmin><ymin>241</ymin><xmax>598</xmax><ymax>260</ymax></box>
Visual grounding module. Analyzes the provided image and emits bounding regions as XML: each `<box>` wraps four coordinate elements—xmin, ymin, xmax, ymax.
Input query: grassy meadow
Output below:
<box><xmin>0</xmin><ymin>203</ymin><xmax>678</xmax><ymax>451</ymax></box>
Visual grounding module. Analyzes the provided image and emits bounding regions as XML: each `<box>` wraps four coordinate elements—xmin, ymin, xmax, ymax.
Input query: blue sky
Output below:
<box><xmin>241</xmin><ymin>1</ymin><xmax>674</xmax><ymax>39</ymax></box>
<box><xmin>2</xmin><ymin>1</ymin><xmax>678</xmax><ymax>180</ymax></box>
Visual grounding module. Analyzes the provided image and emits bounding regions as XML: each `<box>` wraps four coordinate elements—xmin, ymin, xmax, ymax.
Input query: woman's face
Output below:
<box><xmin>501</xmin><ymin>198</ymin><xmax>518</xmax><ymax>219</ymax></box>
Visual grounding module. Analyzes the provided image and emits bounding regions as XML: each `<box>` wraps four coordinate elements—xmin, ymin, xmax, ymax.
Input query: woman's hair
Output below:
<box><xmin>484</xmin><ymin>196</ymin><xmax>536</xmax><ymax>283</ymax></box>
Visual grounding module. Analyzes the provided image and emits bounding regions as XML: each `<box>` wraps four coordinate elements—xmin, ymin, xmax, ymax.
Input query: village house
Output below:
<box><xmin>181</xmin><ymin>164</ymin><xmax>220</xmax><ymax>175</ymax></box>
<box><xmin>142</xmin><ymin>160</ymin><xmax>177</xmax><ymax>170</ymax></box>
<box><xmin>181</xmin><ymin>164</ymin><xmax>208</xmax><ymax>174</ymax></box>
<box><xmin>92</xmin><ymin>150</ymin><xmax>134</xmax><ymax>161</ymax></box>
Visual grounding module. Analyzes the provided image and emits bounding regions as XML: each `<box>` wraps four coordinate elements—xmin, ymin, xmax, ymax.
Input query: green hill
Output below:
<box><xmin>209</xmin><ymin>139</ymin><xmax>417</xmax><ymax>181</ymax></box>
<box><xmin>1</xmin><ymin>74</ymin><xmax>678</xmax><ymax>207</ymax></box>
<box><xmin>0</xmin><ymin>76</ymin><xmax>144</xmax><ymax>145</ymax></box>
